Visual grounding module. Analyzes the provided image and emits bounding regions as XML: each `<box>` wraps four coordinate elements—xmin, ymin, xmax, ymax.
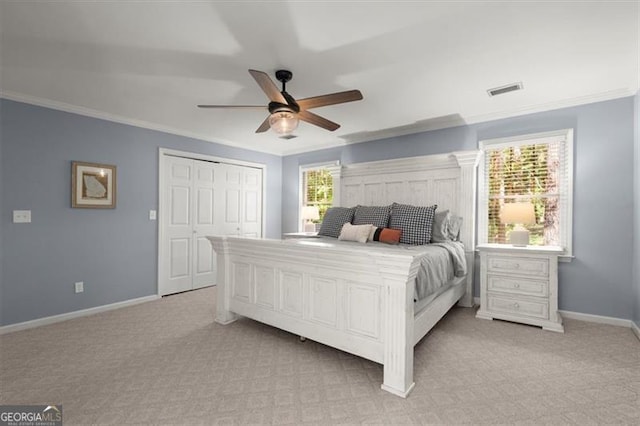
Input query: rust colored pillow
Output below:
<box><xmin>370</xmin><ymin>227</ymin><xmax>402</xmax><ymax>244</ymax></box>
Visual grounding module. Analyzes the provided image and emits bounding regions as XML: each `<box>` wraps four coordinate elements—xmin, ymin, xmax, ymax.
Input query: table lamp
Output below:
<box><xmin>301</xmin><ymin>206</ymin><xmax>320</xmax><ymax>232</ymax></box>
<box><xmin>501</xmin><ymin>202</ymin><xmax>535</xmax><ymax>246</ymax></box>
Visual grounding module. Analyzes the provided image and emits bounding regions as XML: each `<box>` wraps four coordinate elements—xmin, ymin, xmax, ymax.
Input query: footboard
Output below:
<box><xmin>208</xmin><ymin>236</ymin><xmax>422</xmax><ymax>397</ymax></box>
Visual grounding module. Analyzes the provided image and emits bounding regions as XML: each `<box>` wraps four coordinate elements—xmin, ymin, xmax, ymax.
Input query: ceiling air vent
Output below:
<box><xmin>279</xmin><ymin>134</ymin><xmax>297</xmax><ymax>140</ymax></box>
<box><xmin>487</xmin><ymin>82</ymin><xmax>523</xmax><ymax>97</ymax></box>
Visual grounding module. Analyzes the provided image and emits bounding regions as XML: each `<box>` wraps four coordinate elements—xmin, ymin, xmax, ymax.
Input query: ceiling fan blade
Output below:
<box><xmin>197</xmin><ymin>105</ymin><xmax>266</xmax><ymax>109</ymax></box>
<box><xmin>297</xmin><ymin>90</ymin><xmax>363</xmax><ymax>110</ymax></box>
<box><xmin>255</xmin><ymin>116</ymin><xmax>271</xmax><ymax>133</ymax></box>
<box><xmin>248</xmin><ymin>69</ymin><xmax>287</xmax><ymax>104</ymax></box>
<box><xmin>298</xmin><ymin>110</ymin><xmax>340</xmax><ymax>131</ymax></box>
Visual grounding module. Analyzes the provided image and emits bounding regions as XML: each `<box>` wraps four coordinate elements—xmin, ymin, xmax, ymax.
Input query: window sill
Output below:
<box><xmin>476</xmin><ymin>244</ymin><xmax>572</xmax><ymax>261</ymax></box>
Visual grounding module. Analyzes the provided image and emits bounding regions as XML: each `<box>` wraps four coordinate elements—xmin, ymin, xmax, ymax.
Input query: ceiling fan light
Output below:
<box><xmin>269</xmin><ymin>111</ymin><xmax>299</xmax><ymax>135</ymax></box>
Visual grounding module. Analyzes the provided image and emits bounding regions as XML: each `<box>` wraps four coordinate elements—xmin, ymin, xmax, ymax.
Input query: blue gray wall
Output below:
<box><xmin>634</xmin><ymin>91</ymin><xmax>640</xmax><ymax>328</ymax></box>
<box><xmin>3</xmin><ymin>95</ymin><xmax>637</xmax><ymax>326</ymax></box>
<box><xmin>283</xmin><ymin>97</ymin><xmax>636</xmax><ymax>320</ymax></box>
<box><xmin>0</xmin><ymin>99</ymin><xmax>282</xmax><ymax>326</ymax></box>
<box><xmin>0</xmin><ymin>100</ymin><xmax>4</xmax><ymax>320</ymax></box>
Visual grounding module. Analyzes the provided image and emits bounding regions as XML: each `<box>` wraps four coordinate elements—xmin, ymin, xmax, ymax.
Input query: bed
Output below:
<box><xmin>207</xmin><ymin>150</ymin><xmax>480</xmax><ymax>397</ymax></box>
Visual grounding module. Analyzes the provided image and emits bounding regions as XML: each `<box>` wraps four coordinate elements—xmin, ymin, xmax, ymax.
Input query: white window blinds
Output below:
<box><xmin>303</xmin><ymin>168</ymin><xmax>334</xmax><ymax>221</ymax></box>
<box><xmin>479</xmin><ymin>129</ymin><xmax>573</xmax><ymax>252</ymax></box>
<box><xmin>299</xmin><ymin>162</ymin><xmax>341</xmax><ymax>231</ymax></box>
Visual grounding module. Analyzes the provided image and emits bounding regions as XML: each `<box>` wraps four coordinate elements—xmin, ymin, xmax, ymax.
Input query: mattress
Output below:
<box><xmin>284</xmin><ymin>237</ymin><xmax>467</xmax><ymax>305</ymax></box>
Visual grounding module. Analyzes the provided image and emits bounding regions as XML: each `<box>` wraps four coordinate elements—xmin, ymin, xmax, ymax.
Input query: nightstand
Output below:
<box><xmin>282</xmin><ymin>232</ymin><xmax>319</xmax><ymax>239</ymax></box>
<box><xmin>476</xmin><ymin>244</ymin><xmax>564</xmax><ymax>332</ymax></box>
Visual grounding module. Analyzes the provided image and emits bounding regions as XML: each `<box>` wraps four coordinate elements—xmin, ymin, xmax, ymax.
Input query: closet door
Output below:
<box><xmin>242</xmin><ymin>167</ymin><xmax>263</xmax><ymax>237</ymax></box>
<box><xmin>218</xmin><ymin>163</ymin><xmax>243</xmax><ymax>236</ymax></box>
<box><xmin>160</xmin><ymin>155</ymin><xmax>262</xmax><ymax>296</ymax></box>
<box><xmin>191</xmin><ymin>161</ymin><xmax>217</xmax><ymax>289</ymax></box>
<box><xmin>216</xmin><ymin>163</ymin><xmax>263</xmax><ymax>237</ymax></box>
<box><xmin>161</xmin><ymin>156</ymin><xmax>195</xmax><ymax>295</ymax></box>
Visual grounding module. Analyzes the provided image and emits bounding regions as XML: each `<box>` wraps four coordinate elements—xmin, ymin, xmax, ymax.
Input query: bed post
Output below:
<box><xmin>452</xmin><ymin>150</ymin><xmax>481</xmax><ymax>308</ymax></box>
<box><xmin>376</xmin><ymin>255</ymin><xmax>421</xmax><ymax>398</ymax></box>
<box><xmin>208</xmin><ymin>236</ymin><xmax>238</xmax><ymax>325</ymax></box>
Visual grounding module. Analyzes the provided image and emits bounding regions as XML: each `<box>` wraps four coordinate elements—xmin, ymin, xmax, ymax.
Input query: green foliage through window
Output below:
<box><xmin>487</xmin><ymin>143</ymin><xmax>560</xmax><ymax>246</ymax></box>
<box><xmin>304</xmin><ymin>169</ymin><xmax>333</xmax><ymax>222</ymax></box>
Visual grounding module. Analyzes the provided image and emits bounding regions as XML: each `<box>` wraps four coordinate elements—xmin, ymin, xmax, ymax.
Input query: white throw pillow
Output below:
<box><xmin>338</xmin><ymin>223</ymin><xmax>372</xmax><ymax>243</ymax></box>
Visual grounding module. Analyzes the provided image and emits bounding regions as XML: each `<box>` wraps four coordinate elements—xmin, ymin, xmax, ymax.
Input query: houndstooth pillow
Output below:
<box><xmin>389</xmin><ymin>202</ymin><xmax>438</xmax><ymax>245</ymax></box>
<box><xmin>352</xmin><ymin>205</ymin><xmax>392</xmax><ymax>228</ymax></box>
<box><xmin>318</xmin><ymin>207</ymin><xmax>355</xmax><ymax>238</ymax></box>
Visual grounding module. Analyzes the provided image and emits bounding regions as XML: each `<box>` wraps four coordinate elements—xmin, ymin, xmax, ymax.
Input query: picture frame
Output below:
<box><xmin>71</xmin><ymin>161</ymin><xmax>117</xmax><ymax>208</ymax></box>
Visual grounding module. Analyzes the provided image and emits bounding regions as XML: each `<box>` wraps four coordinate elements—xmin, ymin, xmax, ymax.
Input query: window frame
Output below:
<box><xmin>298</xmin><ymin>161</ymin><xmax>341</xmax><ymax>232</ymax></box>
<box><xmin>478</xmin><ymin>129</ymin><xmax>574</xmax><ymax>259</ymax></box>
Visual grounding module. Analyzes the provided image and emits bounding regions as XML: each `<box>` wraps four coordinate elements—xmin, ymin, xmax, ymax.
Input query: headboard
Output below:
<box><xmin>340</xmin><ymin>151</ymin><xmax>479</xmax><ymax>249</ymax></box>
<box><xmin>339</xmin><ymin>150</ymin><xmax>480</xmax><ymax>306</ymax></box>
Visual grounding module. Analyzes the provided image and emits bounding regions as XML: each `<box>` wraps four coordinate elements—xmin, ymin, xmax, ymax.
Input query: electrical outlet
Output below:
<box><xmin>13</xmin><ymin>210</ymin><xmax>32</xmax><ymax>223</ymax></box>
<box><xmin>75</xmin><ymin>281</ymin><xmax>84</xmax><ymax>293</ymax></box>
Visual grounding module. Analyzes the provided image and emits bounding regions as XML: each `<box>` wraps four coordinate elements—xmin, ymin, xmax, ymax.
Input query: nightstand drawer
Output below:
<box><xmin>487</xmin><ymin>275</ymin><xmax>549</xmax><ymax>297</ymax></box>
<box><xmin>487</xmin><ymin>295</ymin><xmax>549</xmax><ymax>320</ymax></box>
<box><xmin>487</xmin><ymin>256</ymin><xmax>549</xmax><ymax>278</ymax></box>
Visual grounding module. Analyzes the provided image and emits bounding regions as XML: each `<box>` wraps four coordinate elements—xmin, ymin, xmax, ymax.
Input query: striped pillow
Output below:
<box><xmin>369</xmin><ymin>227</ymin><xmax>402</xmax><ymax>244</ymax></box>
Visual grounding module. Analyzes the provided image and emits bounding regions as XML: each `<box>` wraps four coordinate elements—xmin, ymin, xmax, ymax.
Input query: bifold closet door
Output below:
<box><xmin>160</xmin><ymin>156</ymin><xmax>216</xmax><ymax>296</ymax></box>
<box><xmin>191</xmin><ymin>161</ymin><xmax>217</xmax><ymax>290</ymax></box>
<box><xmin>160</xmin><ymin>156</ymin><xmax>263</xmax><ymax>296</ymax></box>
<box><xmin>217</xmin><ymin>163</ymin><xmax>263</xmax><ymax>238</ymax></box>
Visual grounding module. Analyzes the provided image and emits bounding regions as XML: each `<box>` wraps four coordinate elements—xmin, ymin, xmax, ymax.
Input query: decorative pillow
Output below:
<box><xmin>369</xmin><ymin>227</ymin><xmax>402</xmax><ymax>244</ymax></box>
<box><xmin>318</xmin><ymin>207</ymin><xmax>355</xmax><ymax>238</ymax></box>
<box><xmin>431</xmin><ymin>210</ymin><xmax>451</xmax><ymax>243</ymax></box>
<box><xmin>353</xmin><ymin>205</ymin><xmax>392</xmax><ymax>228</ymax></box>
<box><xmin>338</xmin><ymin>223</ymin><xmax>372</xmax><ymax>243</ymax></box>
<box><xmin>389</xmin><ymin>202</ymin><xmax>438</xmax><ymax>245</ymax></box>
<box><xmin>448</xmin><ymin>215</ymin><xmax>463</xmax><ymax>241</ymax></box>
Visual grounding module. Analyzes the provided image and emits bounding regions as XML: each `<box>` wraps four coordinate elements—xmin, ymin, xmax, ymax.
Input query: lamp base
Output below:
<box><xmin>509</xmin><ymin>229</ymin><xmax>530</xmax><ymax>247</ymax></box>
<box><xmin>304</xmin><ymin>222</ymin><xmax>316</xmax><ymax>233</ymax></box>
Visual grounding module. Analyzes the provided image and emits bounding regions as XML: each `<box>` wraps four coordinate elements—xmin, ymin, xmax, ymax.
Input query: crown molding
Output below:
<box><xmin>281</xmin><ymin>88</ymin><xmax>636</xmax><ymax>156</ymax></box>
<box><xmin>0</xmin><ymin>91</ymin><xmax>282</xmax><ymax>156</ymax></box>
<box><xmin>463</xmin><ymin>88</ymin><xmax>636</xmax><ymax>126</ymax></box>
<box><xmin>3</xmin><ymin>88</ymin><xmax>636</xmax><ymax>158</ymax></box>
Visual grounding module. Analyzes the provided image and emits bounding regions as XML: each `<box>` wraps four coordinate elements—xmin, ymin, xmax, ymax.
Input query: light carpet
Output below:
<box><xmin>1</xmin><ymin>286</ymin><xmax>638</xmax><ymax>425</ymax></box>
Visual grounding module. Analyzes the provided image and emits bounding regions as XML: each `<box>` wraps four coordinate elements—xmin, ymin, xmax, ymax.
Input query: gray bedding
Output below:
<box><xmin>285</xmin><ymin>237</ymin><xmax>467</xmax><ymax>302</ymax></box>
<box><xmin>413</xmin><ymin>241</ymin><xmax>467</xmax><ymax>300</ymax></box>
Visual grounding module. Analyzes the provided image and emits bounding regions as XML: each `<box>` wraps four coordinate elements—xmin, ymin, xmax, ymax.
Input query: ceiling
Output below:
<box><xmin>1</xmin><ymin>2</ymin><xmax>638</xmax><ymax>156</ymax></box>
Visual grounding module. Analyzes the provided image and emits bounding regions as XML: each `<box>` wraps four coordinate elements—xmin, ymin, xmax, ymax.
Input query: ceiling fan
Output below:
<box><xmin>198</xmin><ymin>69</ymin><xmax>363</xmax><ymax>138</ymax></box>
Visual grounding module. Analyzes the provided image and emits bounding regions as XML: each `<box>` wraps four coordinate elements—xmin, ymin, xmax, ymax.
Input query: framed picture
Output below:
<box><xmin>71</xmin><ymin>161</ymin><xmax>117</xmax><ymax>208</ymax></box>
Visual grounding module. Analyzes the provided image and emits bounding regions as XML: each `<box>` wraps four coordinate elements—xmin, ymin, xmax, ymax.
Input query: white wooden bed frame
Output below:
<box><xmin>207</xmin><ymin>150</ymin><xmax>480</xmax><ymax>398</ymax></box>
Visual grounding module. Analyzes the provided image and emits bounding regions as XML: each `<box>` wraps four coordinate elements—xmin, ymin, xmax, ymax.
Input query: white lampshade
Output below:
<box><xmin>301</xmin><ymin>206</ymin><xmax>319</xmax><ymax>232</ymax></box>
<box><xmin>501</xmin><ymin>202</ymin><xmax>535</xmax><ymax>246</ymax></box>
<box><xmin>269</xmin><ymin>111</ymin><xmax>299</xmax><ymax>135</ymax></box>
<box><xmin>301</xmin><ymin>206</ymin><xmax>320</xmax><ymax>221</ymax></box>
<box><xmin>500</xmin><ymin>202</ymin><xmax>535</xmax><ymax>225</ymax></box>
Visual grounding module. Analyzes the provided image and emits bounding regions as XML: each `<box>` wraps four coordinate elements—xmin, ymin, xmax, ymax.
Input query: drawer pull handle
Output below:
<box><xmin>514</xmin><ymin>283</ymin><xmax>520</xmax><ymax>288</ymax></box>
<box><xmin>514</xmin><ymin>303</ymin><xmax>520</xmax><ymax>309</ymax></box>
<box><xmin>514</xmin><ymin>264</ymin><xmax>520</xmax><ymax>269</ymax></box>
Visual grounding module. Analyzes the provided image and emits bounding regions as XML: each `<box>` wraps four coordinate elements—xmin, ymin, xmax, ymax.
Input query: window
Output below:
<box><xmin>299</xmin><ymin>162</ymin><xmax>341</xmax><ymax>231</ymax></box>
<box><xmin>479</xmin><ymin>129</ymin><xmax>573</xmax><ymax>255</ymax></box>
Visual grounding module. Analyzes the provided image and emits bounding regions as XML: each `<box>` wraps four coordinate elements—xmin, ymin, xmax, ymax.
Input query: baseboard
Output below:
<box><xmin>632</xmin><ymin>321</ymin><xmax>640</xmax><ymax>342</ymax></box>
<box><xmin>0</xmin><ymin>295</ymin><xmax>160</xmax><ymax>335</ymax></box>
<box><xmin>558</xmin><ymin>310</ymin><xmax>633</xmax><ymax>328</ymax></box>
<box><xmin>474</xmin><ymin>299</ymin><xmax>637</xmax><ymax>334</ymax></box>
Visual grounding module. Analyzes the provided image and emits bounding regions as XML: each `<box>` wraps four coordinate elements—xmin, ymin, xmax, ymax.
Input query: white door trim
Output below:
<box><xmin>157</xmin><ymin>147</ymin><xmax>267</xmax><ymax>296</ymax></box>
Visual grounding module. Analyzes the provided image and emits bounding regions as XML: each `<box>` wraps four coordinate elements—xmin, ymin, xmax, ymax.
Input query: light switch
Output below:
<box><xmin>149</xmin><ymin>210</ymin><xmax>157</xmax><ymax>220</ymax></box>
<box><xmin>13</xmin><ymin>210</ymin><xmax>31</xmax><ymax>223</ymax></box>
